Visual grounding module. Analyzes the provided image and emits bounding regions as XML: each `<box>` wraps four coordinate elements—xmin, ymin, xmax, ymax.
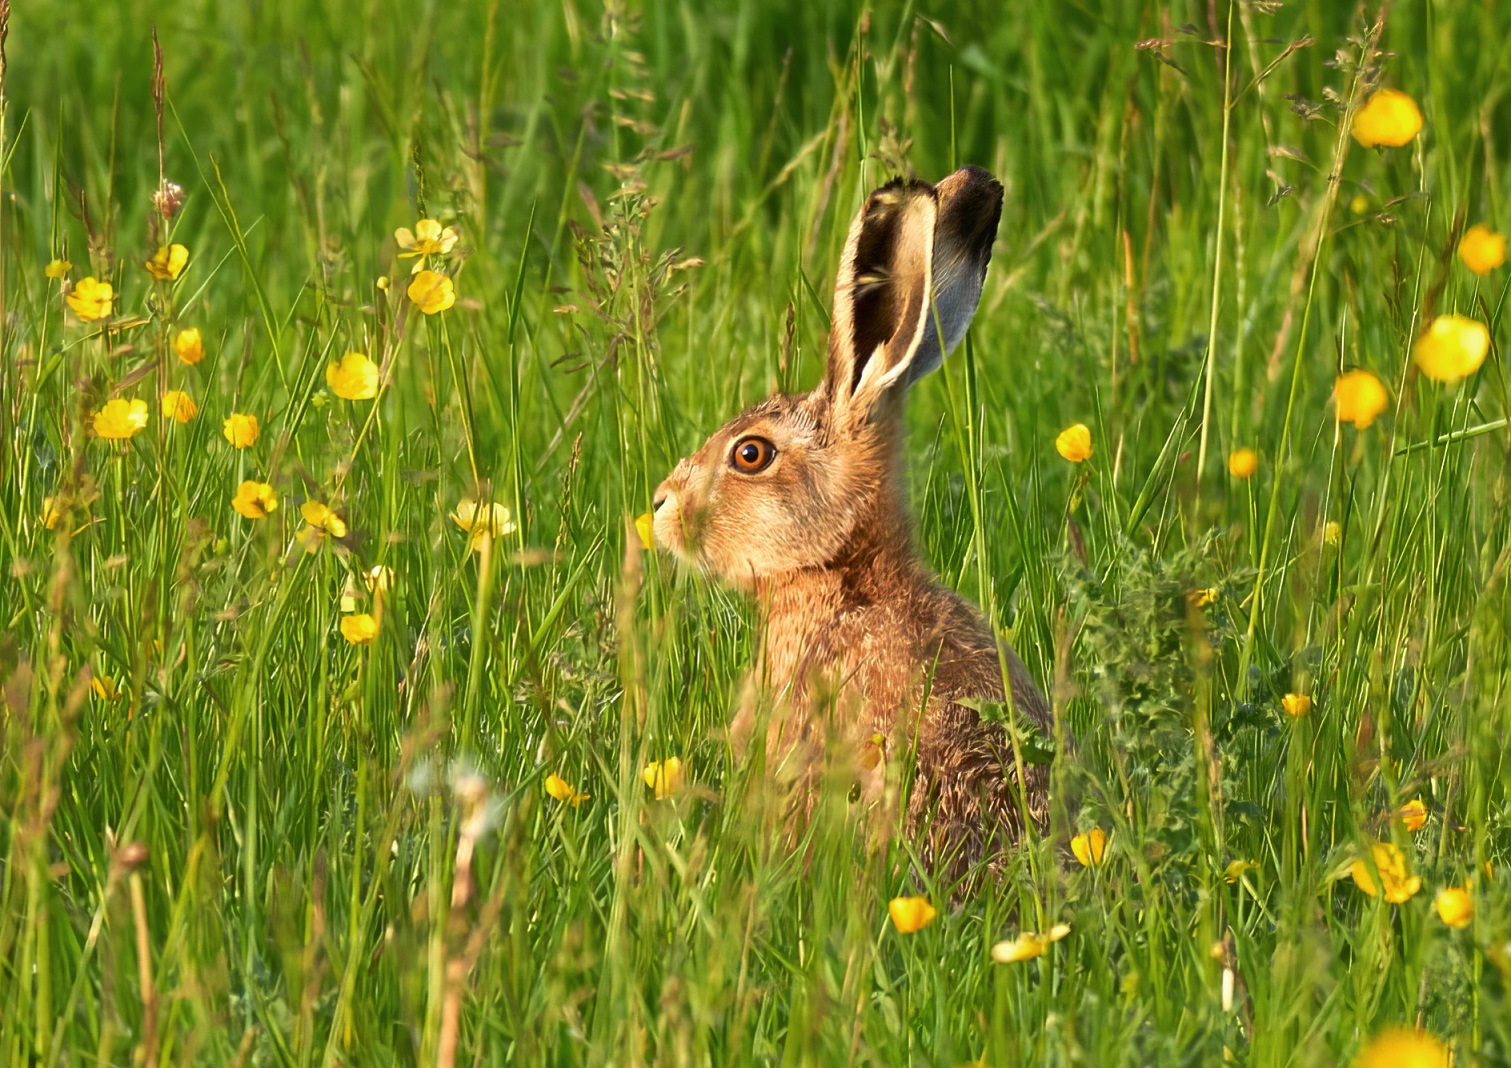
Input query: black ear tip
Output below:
<box><xmin>938</xmin><ymin>166</ymin><xmax>1004</xmax><ymax>211</ymax></box>
<box><xmin>936</xmin><ymin>166</ymin><xmax>1004</xmax><ymax>257</ymax></box>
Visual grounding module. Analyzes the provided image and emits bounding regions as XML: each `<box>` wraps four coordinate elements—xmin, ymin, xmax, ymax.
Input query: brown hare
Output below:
<box><xmin>651</xmin><ymin>166</ymin><xmax>1052</xmax><ymax>878</ymax></box>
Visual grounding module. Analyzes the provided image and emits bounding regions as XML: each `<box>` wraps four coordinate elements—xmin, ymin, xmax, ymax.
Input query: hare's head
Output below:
<box><xmin>653</xmin><ymin>166</ymin><xmax>1003</xmax><ymax>589</ymax></box>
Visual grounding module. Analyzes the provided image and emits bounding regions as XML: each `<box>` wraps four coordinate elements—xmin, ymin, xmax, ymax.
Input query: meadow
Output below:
<box><xmin>2</xmin><ymin>0</ymin><xmax>1509</xmax><ymax>1063</ymax></box>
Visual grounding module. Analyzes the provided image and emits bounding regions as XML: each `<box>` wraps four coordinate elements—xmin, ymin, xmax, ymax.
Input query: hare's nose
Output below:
<box><xmin>653</xmin><ymin>474</ymin><xmax>678</xmax><ymax>515</ymax></box>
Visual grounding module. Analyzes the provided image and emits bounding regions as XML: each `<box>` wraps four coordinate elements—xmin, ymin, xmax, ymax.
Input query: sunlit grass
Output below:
<box><xmin>2</xmin><ymin>1</ymin><xmax>1510</xmax><ymax>1064</ymax></box>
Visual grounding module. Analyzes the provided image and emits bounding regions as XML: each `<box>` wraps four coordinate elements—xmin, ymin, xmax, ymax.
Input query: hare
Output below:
<box><xmin>651</xmin><ymin>166</ymin><xmax>1052</xmax><ymax>878</ymax></box>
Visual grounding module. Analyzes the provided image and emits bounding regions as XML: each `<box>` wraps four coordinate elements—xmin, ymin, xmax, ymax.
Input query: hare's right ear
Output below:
<box><xmin>822</xmin><ymin>167</ymin><xmax>1003</xmax><ymax>430</ymax></box>
<box><xmin>822</xmin><ymin>179</ymin><xmax>939</xmax><ymax>431</ymax></box>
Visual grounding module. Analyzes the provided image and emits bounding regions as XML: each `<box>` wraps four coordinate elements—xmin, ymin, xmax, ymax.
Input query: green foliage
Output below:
<box><xmin>1</xmin><ymin>0</ymin><xmax>1510</xmax><ymax>1065</ymax></box>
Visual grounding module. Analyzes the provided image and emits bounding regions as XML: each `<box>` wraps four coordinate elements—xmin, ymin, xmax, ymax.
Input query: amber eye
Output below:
<box><xmin>730</xmin><ymin>436</ymin><xmax>777</xmax><ymax>474</ymax></box>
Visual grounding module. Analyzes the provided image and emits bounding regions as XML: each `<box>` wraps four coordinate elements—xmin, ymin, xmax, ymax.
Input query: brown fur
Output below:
<box><xmin>653</xmin><ymin>168</ymin><xmax>1051</xmax><ymax>880</ymax></box>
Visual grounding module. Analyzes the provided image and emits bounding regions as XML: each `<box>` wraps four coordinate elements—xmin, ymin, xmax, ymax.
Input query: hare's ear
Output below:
<box><xmin>823</xmin><ymin>166</ymin><xmax>1003</xmax><ymax>429</ymax></box>
<box><xmin>907</xmin><ymin>166</ymin><xmax>1004</xmax><ymax>387</ymax></box>
<box><xmin>823</xmin><ymin>178</ymin><xmax>939</xmax><ymax>429</ymax></box>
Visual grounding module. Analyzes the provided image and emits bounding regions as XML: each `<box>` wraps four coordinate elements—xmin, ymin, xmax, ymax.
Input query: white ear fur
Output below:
<box><xmin>823</xmin><ymin>167</ymin><xmax>1003</xmax><ymax>430</ymax></box>
<box><xmin>899</xmin><ymin>166</ymin><xmax>1004</xmax><ymax>390</ymax></box>
<box><xmin>824</xmin><ymin>181</ymin><xmax>939</xmax><ymax>429</ymax></box>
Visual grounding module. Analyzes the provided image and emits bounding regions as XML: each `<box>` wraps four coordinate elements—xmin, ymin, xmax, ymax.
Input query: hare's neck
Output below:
<box><xmin>752</xmin><ymin>512</ymin><xmax>925</xmax><ymax>687</ymax></box>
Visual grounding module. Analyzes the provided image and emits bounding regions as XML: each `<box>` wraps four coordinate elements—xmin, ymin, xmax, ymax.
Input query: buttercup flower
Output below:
<box><xmin>635</xmin><ymin>511</ymin><xmax>655</xmax><ymax>551</ymax></box>
<box><xmin>1350</xmin><ymin>841</ymin><xmax>1422</xmax><ymax>903</ymax></box>
<box><xmin>300</xmin><ymin>500</ymin><xmax>348</xmax><ymax>539</ymax></box>
<box><xmin>1071</xmin><ymin>828</ymin><xmax>1107</xmax><ymax>867</ymax></box>
<box><xmin>93</xmin><ymin>398</ymin><xmax>149</xmax><ymax>440</ymax></box>
<box><xmin>91</xmin><ymin>676</ymin><xmax>121</xmax><ymax>701</ymax></box>
<box><xmin>407</xmin><ymin>269</ymin><xmax>456</xmax><ymax>315</ymax></box>
<box><xmin>1435</xmin><ymin>886</ymin><xmax>1473</xmax><ymax>929</ymax></box>
<box><xmin>144</xmin><ymin>244</ymin><xmax>189</xmax><ymax>281</ymax></box>
<box><xmin>160</xmin><ymin>390</ymin><xmax>198</xmax><ymax>423</ymax></box>
<box><xmin>340</xmin><ymin>613</ymin><xmax>379</xmax><ymax>645</ymax></box>
<box><xmin>1353</xmin><ymin>1027</ymin><xmax>1450</xmax><ymax>1068</ymax></box>
<box><xmin>1189</xmin><ymin>587</ymin><xmax>1218</xmax><ymax>607</ymax></box>
<box><xmin>1282</xmin><ymin>693</ymin><xmax>1312</xmax><ymax>718</ymax></box>
<box><xmin>396</xmin><ymin>218</ymin><xmax>459</xmax><ymax>258</ymax></box>
<box><xmin>67</xmin><ymin>277</ymin><xmax>114</xmax><ymax>321</ymax></box>
<box><xmin>1334</xmin><ymin>370</ymin><xmax>1388</xmax><ymax>429</ymax></box>
<box><xmin>1398</xmin><ymin>798</ymin><xmax>1427</xmax><ymax>832</ymax></box>
<box><xmin>1352</xmin><ymin>89</ymin><xmax>1423</xmax><ymax>149</ymax></box>
<box><xmin>41</xmin><ymin>496</ymin><xmax>64</xmax><ymax>530</ymax></box>
<box><xmin>223</xmin><ymin>413</ymin><xmax>260</xmax><ymax>449</ymax></box>
<box><xmin>888</xmin><ymin>896</ymin><xmax>938</xmax><ymax>934</ymax></box>
<box><xmin>643</xmin><ymin>757</ymin><xmax>684</xmax><ymax>800</ymax></box>
<box><xmin>1324</xmin><ymin>521</ymin><xmax>1343</xmax><ymax>546</ymax></box>
<box><xmin>174</xmin><ymin>327</ymin><xmax>205</xmax><ymax>365</ymax></box>
<box><xmin>1055</xmin><ymin>423</ymin><xmax>1092</xmax><ymax>463</ymax></box>
<box><xmin>45</xmin><ymin>258</ymin><xmax>72</xmax><ymax>279</ymax></box>
<box><xmin>1459</xmin><ymin>224</ymin><xmax>1506</xmax><ymax>276</ymax></box>
<box><xmin>1224</xmin><ymin>859</ymin><xmax>1257</xmax><ymax>884</ymax></box>
<box><xmin>1228</xmin><ymin>448</ymin><xmax>1259</xmax><ymax>479</ymax></box>
<box><xmin>1414</xmin><ymin>314</ymin><xmax>1490</xmax><ymax>383</ymax></box>
<box><xmin>451</xmin><ymin>497</ymin><xmax>517</xmax><ymax>552</ymax></box>
<box><xmin>326</xmin><ymin>352</ymin><xmax>380</xmax><ymax>400</ymax></box>
<box><xmin>544</xmin><ymin>772</ymin><xmax>589</xmax><ymax>807</ymax></box>
<box><xmin>991</xmin><ymin>923</ymin><xmax>1070</xmax><ymax>964</ymax></box>
<box><xmin>232</xmin><ymin>480</ymin><xmax>278</xmax><ymax>519</ymax></box>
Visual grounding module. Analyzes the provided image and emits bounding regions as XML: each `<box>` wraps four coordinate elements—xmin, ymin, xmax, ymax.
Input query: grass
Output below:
<box><xmin>2</xmin><ymin>0</ymin><xmax>1510</xmax><ymax>1063</ymax></box>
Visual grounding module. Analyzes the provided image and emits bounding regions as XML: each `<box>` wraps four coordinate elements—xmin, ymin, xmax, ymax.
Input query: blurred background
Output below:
<box><xmin>4</xmin><ymin>0</ymin><xmax>1510</xmax><ymax>1064</ymax></box>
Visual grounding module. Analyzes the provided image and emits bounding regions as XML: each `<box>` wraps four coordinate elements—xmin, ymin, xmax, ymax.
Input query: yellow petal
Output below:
<box><xmin>1071</xmin><ymin>828</ymin><xmax>1107</xmax><ymax>867</ymax></box>
<box><xmin>1397</xmin><ymin>798</ymin><xmax>1427</xmax><ymax>832</ymax></box>
<box><xmin>92</xmin><ymin>397</ymin><xmax>150</xmax><ymax>440</ymax></box>
<box><xmin>1223</xmin><ymin>859</ymin><xmax>1257</xmax><ymax>884</ymax></box>
<box><xmin>1333</xmin><ymin>369</ymin><xmax>1389</xmax><ymax>429</ymax></box>
<box><xmin>643</xmin><ymin>757</ymin><xmax>684</xmax><ymax>800</ymax></box>
<box><xmin>991</xmin><ymin>934</ymin><xmax>1045</xmax><ymax>964</ymax></box>
<box><xmin>340</xmin><ymin>613</ymin><xmax>379</xmax><ymax>645</ymax></box>
<box><xmin>1227</xmin><ymin>447</ymin><xmax>1259</xmax><ymax>479</ymax></box>
<box><xmin>1458</xmin><ymin>224</ymin><xmax>1507</xmax><ymax>276</ymax></box>
<box><xmin>232</xmin><ymin>480</ymin><xmax>278</xmax><ymax>519</ymax></box>
<box><xmin>326</xmin><ymin>352</ymin><xmax>380</xmax><ymax>400</ymax></box>
<box><xmin>1353</xmin><ymin>1027</ymin><xmax>1450</xmax><ymax>1068</ymax></box>
<box><xmin>1055</xmin><ymin>423</ymin><xmax>1092</xmax><ymax>463</ymax></box>
<box><xmin>67</xmin><ymin>277</ymin><xmax>115</xmax><ymax>322</ymax></box>
<box><xmin>174</xmin><ymin>327</ymin><xmax>205</xmax><ymax>365</ymax></box>
<box><xmin>407</xmin><ymin>269</ymin><xmax>456</xmax><ymax>315</ymax></box>
<box><xmin>634</xmin><ymin>511</ymin><xmax>655</xmax><ymax>551</ymax></box>
<box><xmin>1434</xmin><ymin>886</ymin><xmax>1473</xmax><ymax>929</ymax></box>
<box><xmin>887</xmin><ymin>896</ymin><xmax>938</xmax><ymax>934</ymax></box>
<box><xmin>1352</xmin><ymin>88</ymin><xmax>1424</xmax><ymax>149</ymax></box>
<box><xmin>223</xmin><ymin>413</ymin><xmax>261</xmax><ymax>449</ymax></box>
<box><xmin>1413</xmin><ymin>314</ymin><xmax>1490</xmax><ymax>384</ymax></box>
<box><xmin>160</xmin><ymin>390</ymin><xmax>198</xmax><ymax>423</ymax></box>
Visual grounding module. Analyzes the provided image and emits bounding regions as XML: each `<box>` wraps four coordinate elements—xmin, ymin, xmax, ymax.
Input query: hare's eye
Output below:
<box><xmin>730</xmin><ymin>436</ymin><xmax>777</xmax><ymax>474</ymax></box>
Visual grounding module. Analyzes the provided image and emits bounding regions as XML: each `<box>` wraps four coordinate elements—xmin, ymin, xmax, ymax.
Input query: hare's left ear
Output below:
<box><xmin>822</xmin><ymin>166</ymin><xmax>1003</xmax><ymax>430</ymax></box>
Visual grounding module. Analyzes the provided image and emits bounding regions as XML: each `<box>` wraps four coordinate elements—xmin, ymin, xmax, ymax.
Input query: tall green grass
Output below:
<box><xmin>2</xmin><ymin>0</ymin><xmax>1509</xmax><ymax>1063</ymax></box>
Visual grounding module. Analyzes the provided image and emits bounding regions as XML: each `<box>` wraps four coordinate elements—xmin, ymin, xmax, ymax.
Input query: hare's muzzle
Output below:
<box><xmin>651</xmin><ymin>470</ymin><xmax>688</xmax><ymax>556</ymax></box>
